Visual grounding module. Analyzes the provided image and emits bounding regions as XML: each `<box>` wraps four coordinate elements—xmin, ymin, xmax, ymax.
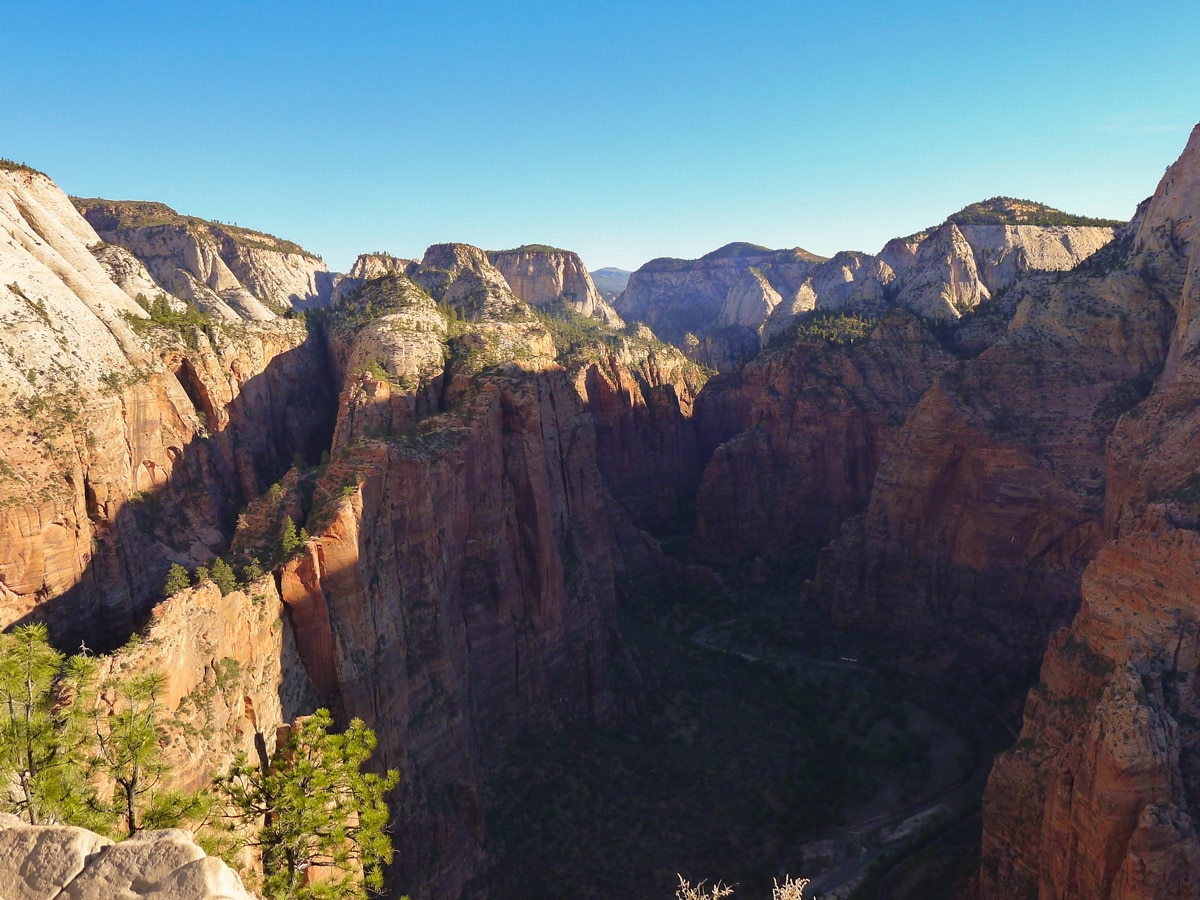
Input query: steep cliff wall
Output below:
<box><xmin>265</xmin><ymin>247</ymin><xmax>639</xmax><ymax>898</ymax></box>
<box><xmin>693</xmin><ymin>309</ymin><xmax>953</xmax><ymax>563</ymax></box>
<box><xmin>980</xmin><ymin>531</ymin><xmax>1200</xmax><ymax>899</ymax></box>
<box><xmin>488</xmin><ymin>245</ymin><xmax>623</xmax><ymax>326</ymax></box>
<box><xmin>0</xmin><ymin>170</ymin><xmax>337</xmax><ymax>652</ymax></box>
<box><xmin>616</xmin><ymin>243</ymin><xmax>824</xmax><ymax>370</ymax></box>
<box><xmin>978</xmin><ymin>125</ymin><xmax>1200</xmax><ymax>899</ymax></box>
<box><xmin>810</xmin><ymin>221</ymin><xmax>1173</xmax><ymax>666</ymax></box>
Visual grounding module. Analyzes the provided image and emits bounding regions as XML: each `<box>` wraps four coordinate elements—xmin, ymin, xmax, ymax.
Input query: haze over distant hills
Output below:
<box><xmin>589</xmin><ymin>266</ymin><xmax>631</xmax><ymax>302</ymax></box>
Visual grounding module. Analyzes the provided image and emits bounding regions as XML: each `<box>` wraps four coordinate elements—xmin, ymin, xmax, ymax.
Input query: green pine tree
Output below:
<box><xmin>164</xmin><ymin>563</ymin><xmax>191</xmax><ymax>596</ymax></box>
<box><xmin>210</xmin><ymin>558</ymin><xmax>238</xmax><ymax>596</ymax></box>
<box><xmin>0</xmin><ymin>625</ymin><xmax>70</xmax><ymax>824</ymax></box>
<box><xmin>218</xmin><ymin>709</ymin><xmax>400</xmax><ymax>899</ymax></box>
<box><xmin>84</xmin><ymin>670</ymin><xmax>200</xmax><ymax>836</ymax></box>
<box><xmin>280</xmin><ymin>516</ymin><xmax>302</xmax><ymax>556</ymax></box>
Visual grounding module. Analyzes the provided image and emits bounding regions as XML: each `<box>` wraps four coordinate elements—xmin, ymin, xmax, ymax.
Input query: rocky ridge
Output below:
<box><xmin>617</xmin><ymin>207</ymin><xmax>1116</xmax><ymax>371</ymax></box>
<box><xmin>0</xmin><ymin>170</ymin><xmax>337</xmax><ymax>652</ymax></box>
<box><xmin>74</xmin><ymin>199</ymin><xmax>334</xmax><ymax>319</ymax></box>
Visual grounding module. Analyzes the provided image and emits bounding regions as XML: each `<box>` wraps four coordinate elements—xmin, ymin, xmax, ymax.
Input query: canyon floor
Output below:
<box><xmin>468</xmin><ymin>558</ymin><xmax>1011</xmax><ymax>900</ymax></box>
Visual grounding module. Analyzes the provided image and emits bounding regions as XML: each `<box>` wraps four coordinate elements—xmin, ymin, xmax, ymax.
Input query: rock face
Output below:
<box><xmin>0</xmin><ymin>170</ymin><xmax>337</xmax><ymax>652</ymax></box>
<box><xmin>0</xmin><ymin>814</ymin><xmax>254</xmax><ymax>900</ymax></box>
<box><xmin>108</xmin><ymin>577</ymin><xmax>317</xmax><ymax>791</ymax></box>
<box><xmin>616</xmin><ymin>242</ymin><xmax>825</xmax><ymax>369</ymax></box>
<box><xmin>977</xmin><ymin>124</ymin><xmax>1200</xmax><ymax>899</ymax></box>
<box><xmin>261</xmin><ymin>244</ymin><xmax>667</xmax><ymax>898</ymax></box>
<box><xmin>74</xmin><ymin>199</ymin><xmax>334</xmax><ymax>317</ymax></box>
<box><xmin>810</xmin><ymin>219</ymin><xmax>1171</xmax><ymax>666</ymax></box>
<box><xmin>692</xmin><ymin>309</ymin><xmax>953</xmax><ymax>563</ymax></box>
<box><xmin>487</xmin><ymin>244</ymin><xmax>624</xmax><ymax>326</ymax></box>
<box><xmin>616</xmin><ymin>208</ymin><xmax>1115</xmax><ymax>371</ymax></box>
<box><xmin>980</xmin><ymin>532</ymin><xmax>1200</xmax><ymax>899</ymax></box>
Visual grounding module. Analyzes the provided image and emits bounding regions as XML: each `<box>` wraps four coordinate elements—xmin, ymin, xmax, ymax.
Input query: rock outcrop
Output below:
<box><xmin>979</xmin><ymin>532</ymin><xmax>1200</xmax><ymax>899</ymax></box>
<box><xmin>106</xmin><ymin>576</ymin><xmax>316</xmax><ymax>791</ymax></box>
<box><xmin>261</xmin><ymin>245</ymin><xmax>652</xmax><ymax>898</ymax></box>
<box><xmin>0</xmin><ymin>815</ymin><xmax>254</xmax><ymax>900</ymax></box>
<box><xmin>74</xmin><ymin>199</ymin><xmax>334</xmax><ymax>317</ymax></box>
<box><xmin>487</xmin><ymin>244</ymin><xmax>623</xmax><ymax>326</ymax></box>
<box><xmin>616</xmin><ymin>242</ymin><xmax>825</xmax><ymax>369</ymax></box>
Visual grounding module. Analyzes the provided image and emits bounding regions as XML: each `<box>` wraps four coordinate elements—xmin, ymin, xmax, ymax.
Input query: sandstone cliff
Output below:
<box><xmin>978</xmin><ymin>125</ymin><xmax>1200</xmax><ymax>899</ymax></box>
<box><xmin>980</xmin><ymin>532</ymin><xmax>1200</xmax><ymax>899</ymax></box>
<box><xmin>257</xmin><ymin>244</ymin><xmax>667</xmax><ymax>897</ymax></box>
<box><xmin>616</xmin><ymin>242</ymin><xmax>824</xmax><ymax>370</ymax></box>
<box><xmin>809</xmin><ymin>213</ymin><xmax>1170</xmax><ymax>667</ymax></box>
<box><xmin>74</xmin><ymin>199</ymin><xmax>334</xmax><ymax>317</ymax></box>
<box><xmin>692</xmin><ymin>309</ymin><xmax>953</xmax><ymax>564</ymax></box>
<box><xmin>0</xmin><ymin>170</ymin><xmax>337</xmax><ymax>652</ymax></box>
<box><xmin>487</xmin><ymin>244</ymin><xmax>624</xmax><ymax>326</ymax></box>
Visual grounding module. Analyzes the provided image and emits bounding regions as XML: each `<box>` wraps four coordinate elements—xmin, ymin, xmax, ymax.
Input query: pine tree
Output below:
<box><xmin>280</xmin><ymin>516</ymin><xmax>302</xmax><ymax>556</ymax></box>
<box><xmin>0</xmin><ymin>625</ymin><xmax>67</xmax><ymax>824</ymax></box>
<box><xmin>164</xmin><ymin>563</ymin><xmax>191</xmax><ymax>596</ymax></box>
<box><xmin>210</xmin><ymin>557</ymin><xmax>238</xmax><ymax>596</ymax></box>
<box><xmin>0</xmin><ymin>628</ymin><xmax>100</xmax><ymax>828</ymax></box>
<box><xmin>83</xmin><ymin>669</ymin><xmax>204</xmax><ymax>836</ymax></box>
<box><xmin>218</xmin><ymin>709</ymin><xmax>400</xmax><ymax>899</ymax></box>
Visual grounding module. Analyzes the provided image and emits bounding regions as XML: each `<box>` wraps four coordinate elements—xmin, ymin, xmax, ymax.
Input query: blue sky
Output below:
<box><xmin>5</xmin><ymin>1</ymin><xmax>1197</xmax><ymax>272</ymax></box>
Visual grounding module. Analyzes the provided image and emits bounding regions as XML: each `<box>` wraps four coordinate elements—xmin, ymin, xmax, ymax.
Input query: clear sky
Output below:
<box><xmin>4</xmin><ymin>1</ymin><xmax>1197</xmax><ymax>273</ymax></box>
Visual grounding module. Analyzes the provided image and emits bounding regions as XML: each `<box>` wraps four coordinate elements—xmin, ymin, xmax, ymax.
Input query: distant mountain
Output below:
<box><xmin>615</xmin><ymin>205</ymin><xmax>1120</xmax><ymax>371</ymax></box>
<box><xmin>589</xmin><ymin>266</ymin><xmax>631</xmax><ymax>303</ymax></box>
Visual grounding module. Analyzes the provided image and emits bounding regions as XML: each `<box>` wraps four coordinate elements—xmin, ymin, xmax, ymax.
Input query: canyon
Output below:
<box><xmin>0</xmin><ymin>123</ymin><xmax>1198</xmax><ymax>900</ymax></box>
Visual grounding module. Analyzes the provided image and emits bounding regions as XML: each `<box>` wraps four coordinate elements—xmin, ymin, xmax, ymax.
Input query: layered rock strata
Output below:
<box><xmin>0</xmin><ymin>169</ymin><xmax>337</xmax><ymax>651</ymax></box>
<box><xmin>270</xmin><ymin>245</ymin><xmax>643</xmax><ymax>897</ymax></box>
<box><xmin>979</xmin><ymin>532</ymin><xmax>1200</xmax><ymax>899</ymax></box>
<box><xmin>692</xmin><ymin>309</ymin><xmax>954</xmax><ymax>562</ymax></box>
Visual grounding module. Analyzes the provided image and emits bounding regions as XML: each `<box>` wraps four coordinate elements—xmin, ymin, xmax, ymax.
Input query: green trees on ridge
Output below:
<box><xmin>0</xmin><ymin>623</ymin><xmax>399</xmax><ymax>899</ymax></box>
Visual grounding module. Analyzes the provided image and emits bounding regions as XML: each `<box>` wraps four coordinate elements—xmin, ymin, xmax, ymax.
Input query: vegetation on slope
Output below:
<box><xmin>0</xmin><ymin>158</ymin><xmax>44</xmax><ymax>176</ymax></box>
<box><xmin>70</xmin><ymin>198</ymin><xmax>320</xmax><ymax>259</ymax></box>
<box><xmin>948</xmin><ymin>196</ymin><xmax>1123</xmax><ymax>228</ymax></box>
<box><xmin>0</xmin><ymin>622</ymin><xmax>399</xmax><ymax>900</ymax></box>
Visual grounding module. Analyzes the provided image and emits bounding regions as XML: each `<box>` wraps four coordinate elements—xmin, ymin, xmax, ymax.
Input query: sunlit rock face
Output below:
<box><xmin>615</xmin><ymin>208</ymin><xmax>1114</xmax><ymax>372</ymax></box>
<box><xmin>979</xmin><ymin>124</ymin><xmax>1200</xmax><ymax>899</ymax></box>
<box><xmin>488</xmin><ymin>244</ymin><xmax>624</xmax><ymax>326</ymax></box>
<box><xmin>0</xmin><ymin>167</ymin><xmax>336</xmax><ymax>650</ymax></box>
<box><xmin>74</xmin><ymin>198</ymin><xmax>334</xmax><ymax>317</ymax></box>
